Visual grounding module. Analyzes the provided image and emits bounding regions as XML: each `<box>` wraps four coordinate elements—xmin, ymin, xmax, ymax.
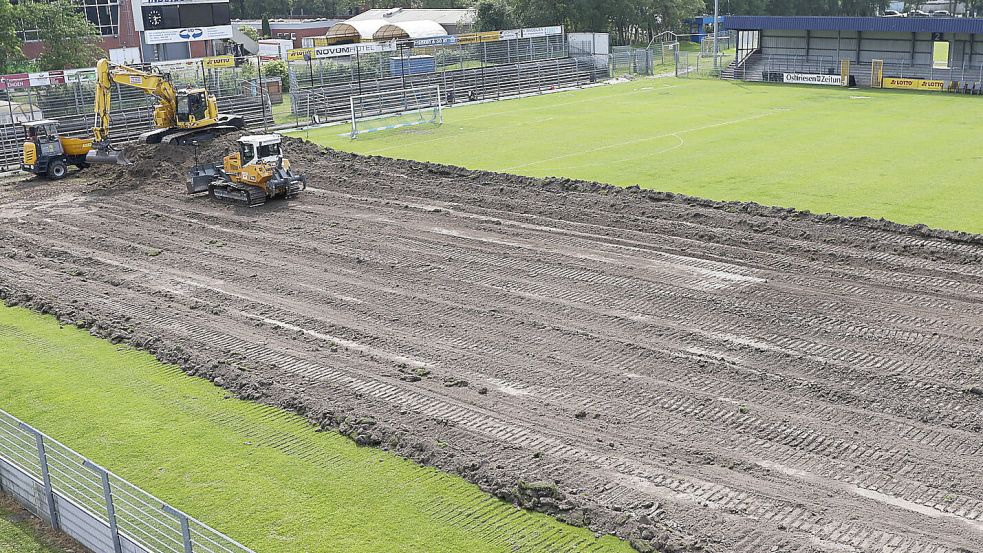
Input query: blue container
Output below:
<box><xmin>390</xmin><ymin>55</ymin><xmax>437</xmax><ymax>77</ymax></box>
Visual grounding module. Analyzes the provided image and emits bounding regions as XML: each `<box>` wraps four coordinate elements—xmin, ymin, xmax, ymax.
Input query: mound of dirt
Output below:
<box><xmin>82</xmin><ymin>133</ymin><xmax>244</xmax><ymax>188</ymax></box>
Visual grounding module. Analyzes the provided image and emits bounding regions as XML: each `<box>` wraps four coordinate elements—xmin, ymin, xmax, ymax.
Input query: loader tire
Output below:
<box><xmin>47</xmin><ymin>160</ymin><xmax>67</xmax><ymax>180</ymax></box>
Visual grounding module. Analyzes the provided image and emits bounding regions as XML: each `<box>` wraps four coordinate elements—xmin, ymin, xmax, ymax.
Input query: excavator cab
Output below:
<box><xmin>175</xmin><ymin>89</ymin><xmax>210</xmax><ymax>125</ymax></box>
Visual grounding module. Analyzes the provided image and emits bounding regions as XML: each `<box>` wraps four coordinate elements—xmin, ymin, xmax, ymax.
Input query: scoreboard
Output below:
<box><xmin>133</xmin><ymin>0</ymin><xmax>233</xmax><ymax>45</ymax></box>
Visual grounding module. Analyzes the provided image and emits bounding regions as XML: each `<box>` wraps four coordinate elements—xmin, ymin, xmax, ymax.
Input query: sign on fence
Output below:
<box><xmin>783</xmin><ymin>73</ymin><xmax>843</xmax><ymax>86</ymax></box>
<box><xmin>202</xmin><ymin>55</ymin><xmax>235</xmax><ymax>69</ymax></box>
<box><xmin>288</xmin><ymin>48</ymin><xmax>314</xmax><ymax>61</ymax></box>
<box><xmin>0</xmin><ymin>73</ymin><xmax>30</xmax><ymax>90</ymax></box>
<box><xmin>29</xmin><ymin>71</ymin><xmax>66</xmax><ymax>87</ymax></box>
<box><xmin>412</xmin><ymin>35</ymin><xmax>458</xmax><ymax>47</ymax></box>
<box><xmin>521</xmin><ymin>26</ymin><xmax>564</xmax><ymax>39</ymax></box>
<box><xmin>882</xmin><ymin>77</ymin><xmax>945</xmax><ymax>91</ymax></box>
<box><xmin>457</xmin><ymin>31</ymin><xmax>501</xmax><ymax>44</ymax></box>
<box><xmin>311</xmin><ymin>41</ymin><xmax>397</xmax><ymax>60</ymax></box>
<box><xmin>0</xmin><ymin>71</ymin><xmax>65</xmax><ymax>90</ymax></box>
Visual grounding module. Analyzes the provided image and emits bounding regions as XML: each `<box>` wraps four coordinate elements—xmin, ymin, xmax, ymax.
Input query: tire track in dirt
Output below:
<box><xmin>1</xmin><ymin>138</ymin><xmax>982</xmax><ymax>552</ymax></box>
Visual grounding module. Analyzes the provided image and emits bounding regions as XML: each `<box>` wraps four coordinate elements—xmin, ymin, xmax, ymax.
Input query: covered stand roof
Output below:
<box><xmin>374</xmin><ymin>20</ymin><xmax>447</xmax><ymax>40</ymax></box>
<box><xmin>725</xmin><ymin>15</ymin><xmax>983</xmax><ymax>34</ymax></box>
<box><xmin>347</xmin><ymin>8</ymin><xmax>476</xmax><ymax>26</ymax></box>
<box><xmin>325</xmin><ymin>19</ymin><xmax>389</xmax><ymax>42</ymax></box>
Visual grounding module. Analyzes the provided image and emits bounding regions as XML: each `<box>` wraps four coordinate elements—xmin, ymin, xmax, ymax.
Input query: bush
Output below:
<box><xmin>262</xmin><ymin>60</ymin><xmax>289</xmax><ymax>92</ymax></box>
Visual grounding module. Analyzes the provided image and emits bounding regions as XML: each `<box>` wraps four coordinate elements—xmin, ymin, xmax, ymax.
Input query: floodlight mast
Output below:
<box><xmin>713</xmin><ymin>0</ymin><xmax>720</xmax><ymax>68</ymax></box>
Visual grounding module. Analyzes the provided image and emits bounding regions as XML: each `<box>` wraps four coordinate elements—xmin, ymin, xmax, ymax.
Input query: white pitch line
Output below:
<box><xmin>503</xmin><ymin>110</ymin><xmax>782</xmax><ymax>172</ymax></box>
<box><xmin>359</xmin><ymin>116</ymin><xmax>556</xmax><ymax>156</ymax></box>
<box><xmin>558</xmin><ymin>133</ymin><xmax>687</xmax><ymax>171</ymax></box>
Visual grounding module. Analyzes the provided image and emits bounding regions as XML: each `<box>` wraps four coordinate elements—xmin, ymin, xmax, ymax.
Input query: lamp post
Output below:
<box><xmin>713</xmin><ymin>0</ymin><xmax>720</xmax><ymax>69</ymax></box>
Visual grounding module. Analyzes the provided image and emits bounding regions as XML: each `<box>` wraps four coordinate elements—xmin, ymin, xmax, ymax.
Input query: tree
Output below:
<box><xmin>0</xmin><ymin>0</ymin><xmax>25</xmax><ymax>74</ymax></box>
<box><xmin>475</xmin><ymin>0</ymin><xmax>514</xmax><ymax>31</ymax></box>
<box><xmin>15</xmin><ymin>0</ymin><xmax>102</xmax><ymax>70</ymax></box>
<box><xmin>261</xmin><ymin>15</ymin><xmax>272</xmax><ymax>38</ymax></box>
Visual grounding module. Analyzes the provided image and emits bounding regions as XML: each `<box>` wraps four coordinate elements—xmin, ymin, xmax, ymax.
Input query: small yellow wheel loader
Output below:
<box><xmin>186</xmin><ymin>134</ymin><xmax>305</xmax><ymax>207</ymax></box>
<box><xmin>20</xmin><ymin>120</ymin><xmax>101</xmax><ymax>179</ymax></box>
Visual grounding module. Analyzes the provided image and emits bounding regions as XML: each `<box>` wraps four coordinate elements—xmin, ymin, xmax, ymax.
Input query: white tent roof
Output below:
<box><xmin>348</xmin><ymin>8</ymin><xmax>476</xmax><ymax>26</ymax></box>
<box><xmin>374</xmin><ymin>20</ymin><xmax>447</xmax><ymax>40</ymax></box>
<box><xmin>325</xmin><ymin>19</ymin><xmax>389</xmax><ymax>40</ymax></box>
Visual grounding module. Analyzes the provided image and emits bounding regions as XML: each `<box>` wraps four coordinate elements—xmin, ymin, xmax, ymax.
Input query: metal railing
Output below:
<box><xmin>288</xmin><ymin>56</ymin><xmax>605</xmax><ymax>127</ymax></box>
<box><xmin>0</xmin><ymin>55</ymin><xmax>278</xmax><ymax>171</ymax></box>
<box><xmin>285</xmin><ymin>34</ymin><xmax>568</xmax><ymax>91</ymax></box>
<box><xmin>722</xmin><ymin>53</ymin><xmax>983</xmax><ymax>90</ymax></box>
<box><xmin>0</xmin><ymin>407</ymin><xmax>254</xmax><ymax>553</ymax></box>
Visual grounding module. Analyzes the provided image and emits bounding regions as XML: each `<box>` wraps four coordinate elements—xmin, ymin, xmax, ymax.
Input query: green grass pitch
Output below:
<box><xmin>0</xmin><ymin>500</ymin><xmax>64</xmax><ymax>553</ymax></box>
<box><xmin>292</xmin><ymin>78</ymin><xmax>983</xmax><ymax>234</ymax></box>
<box><xmin>0</xmin><ymin>305</ymin><xmax>631</xmax><ymax>553</ymax></box>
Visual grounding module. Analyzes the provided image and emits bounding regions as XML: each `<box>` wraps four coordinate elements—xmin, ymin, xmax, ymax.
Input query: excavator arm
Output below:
<box><xmin>92</xmin><ymin>58</ymin><xmax>179</xmax><ymax>143</ymax></box>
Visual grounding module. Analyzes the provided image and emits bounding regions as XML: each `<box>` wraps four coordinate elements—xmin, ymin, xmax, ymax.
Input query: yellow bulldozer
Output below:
<box><xmin>186</xmin><ymin>134</ymin><xmax>305</xmax><ymax>207</ymax></box>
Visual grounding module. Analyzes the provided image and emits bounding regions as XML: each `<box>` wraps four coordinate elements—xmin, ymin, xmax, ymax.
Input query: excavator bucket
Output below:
<box><xmin>85</xmin><ymin>145</ymin><xmax>132</xmax><ymax>166</ymax></box>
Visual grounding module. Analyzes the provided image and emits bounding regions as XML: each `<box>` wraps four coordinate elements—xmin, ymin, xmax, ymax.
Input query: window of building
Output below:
<box><xmin>933</xmin><ymin>40</ymin><xmax>950</xmax><ymax>68</ymax></box>
<box><xmin>17</xmin><ymin>0</ymin><xmax>119</xmax><ymax>40</ymax></box>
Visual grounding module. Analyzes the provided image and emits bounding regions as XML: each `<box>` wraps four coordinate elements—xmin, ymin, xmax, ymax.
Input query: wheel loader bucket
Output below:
<box><xmin>85</xmin><ymin>146</ymin><xmax>132</xmax><ymax>166</ymax></box>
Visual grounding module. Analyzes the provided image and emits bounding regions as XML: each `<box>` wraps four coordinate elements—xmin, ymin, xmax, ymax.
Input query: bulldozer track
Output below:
<box><xmin>0</xmin><ymin>139</ymin><xmax>981</xmax><ymax>552</ymax></box>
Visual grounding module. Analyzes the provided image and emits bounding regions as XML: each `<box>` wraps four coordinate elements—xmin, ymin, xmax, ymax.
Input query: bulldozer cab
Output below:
<box><xmin>238</xmin><ymin>135</ymin><xmax>283</xmax><ymax>168</ymax></box>
<box><xmin>22</xmin><ymin>120</ymin><xmax>64</xmax><ymax>157</ymax></box>
<box><xmin>176</xmin><ymin>89</ymin><xmax>209</xmax><ymax>124</ymax></box>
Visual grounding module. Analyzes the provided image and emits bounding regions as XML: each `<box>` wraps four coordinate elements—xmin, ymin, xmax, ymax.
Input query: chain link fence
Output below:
<box><xmin>0</xmin><ymin>408</ymin><xmax>253</xmax><ymax>553</ymax></box>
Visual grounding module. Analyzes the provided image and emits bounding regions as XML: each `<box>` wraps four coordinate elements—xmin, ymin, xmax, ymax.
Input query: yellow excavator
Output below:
<box><xmin>186</xmin><ymin>134</ymin><xmax>305</xmax><ymax>207</ymax></box>
<box><xmin>87</xmin><ymin>58</ymin><xmax>244</xmax><ymax>164</ymax></box>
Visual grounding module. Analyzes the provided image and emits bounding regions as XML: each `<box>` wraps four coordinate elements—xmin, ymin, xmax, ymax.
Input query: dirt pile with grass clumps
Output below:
<box><xmin>1</xmin><ymin>136</ymin><xmax>982</xmax><ymax>553</ymax></box>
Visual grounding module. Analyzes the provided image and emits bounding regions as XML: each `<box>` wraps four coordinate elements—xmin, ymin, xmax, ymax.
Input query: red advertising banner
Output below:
<box><xmin>0</xmin><ymin>73</ymin><xmax>30</xmax><ymax>90</ymax></box>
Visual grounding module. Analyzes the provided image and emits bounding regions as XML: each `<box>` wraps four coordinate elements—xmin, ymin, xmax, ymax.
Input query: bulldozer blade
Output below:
<box><xmin>186</xmin><ymin>166</ymin><xmax>219</xmax><ymax>195</ymax></box>
<box><xmin>85</xmin><ymin>147</ymin><xmax>132</xmax><ymax>166</ymax></box>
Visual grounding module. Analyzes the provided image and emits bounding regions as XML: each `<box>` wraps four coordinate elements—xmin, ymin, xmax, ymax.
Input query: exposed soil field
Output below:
<box><xmin>1</xmin><ymin>136</ymin><xmax>982</xmax><ymax>553</ymax></box>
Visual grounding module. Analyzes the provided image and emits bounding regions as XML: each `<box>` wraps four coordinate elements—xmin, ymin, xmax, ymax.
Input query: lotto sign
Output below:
<box><xmin>202</xmin><ymin>55</ymin><xmax>235</xmax><ymax>69</ymax></box>
<box><xmin>287</xmin><ymin>48</ymin><xmax>314</xmax><ymax>61</ymax></box>
<box><xmin>882</xmin><ymin>77</ymin><xmax>945</xmax><ymax>91</ymax></box>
